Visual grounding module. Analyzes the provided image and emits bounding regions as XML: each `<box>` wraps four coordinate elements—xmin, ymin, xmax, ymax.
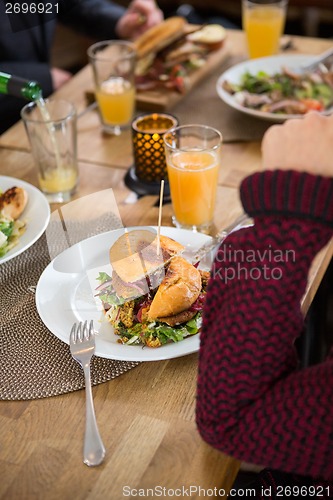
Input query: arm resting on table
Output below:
<box><xmin>196</xmin><ymin>170</ymin><xmax>333</xmax><ymax>483</ymax></box>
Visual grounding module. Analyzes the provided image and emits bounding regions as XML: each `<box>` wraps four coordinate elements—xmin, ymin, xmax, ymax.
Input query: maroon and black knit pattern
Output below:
<box><xmin>196</xmin><ymin>170</ymin><xmax>333</xmax><ymax>486</ymax></box>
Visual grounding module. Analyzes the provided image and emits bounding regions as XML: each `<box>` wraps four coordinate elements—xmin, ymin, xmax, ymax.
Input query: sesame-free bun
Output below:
<box><xmin>148</xmin><ymin>256</ymin><xmax>201</xmax><ymax>319</ymax></box>
<box><xmin>109</xmin><ymin>229</ymin><xmax>184</xmax><ymax>284</ymax></box>
<box><xmin>187</xmin><ymin>24</ymin><xmax>227</xmax><ymax>51</ymax></box>
<box><xmin>134</xmin><ymin>16</ymin><xmax>186</xmax><ymax>59</ymax></box>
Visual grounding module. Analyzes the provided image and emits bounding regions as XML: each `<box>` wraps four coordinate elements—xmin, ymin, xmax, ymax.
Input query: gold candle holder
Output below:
<box><xmin>125</xmin><ymin>113</ymin><xmax>178</xmax><ymax>195</ymax></box>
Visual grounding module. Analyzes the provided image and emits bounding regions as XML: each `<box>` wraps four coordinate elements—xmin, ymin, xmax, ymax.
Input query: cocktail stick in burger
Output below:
<box><xmin>95</xmin><ymin>229</ymin><xmax>210</xmax><ymax>347</ymax></box>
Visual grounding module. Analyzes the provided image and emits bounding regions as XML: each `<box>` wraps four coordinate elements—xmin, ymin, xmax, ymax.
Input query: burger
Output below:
<box><xmin>134</xmin><ymin>16</ymin><xmax>187</xmax><ymax>60</ymax></box>
<box><xmin>134</xmin><ymin>17</ymin><xmax>227</xmax><ymax>93</ymax></box>
<box><xmin>95</xmin><ymin>229</ymin><xmax>210</xmax><ymax>347</ymax></box>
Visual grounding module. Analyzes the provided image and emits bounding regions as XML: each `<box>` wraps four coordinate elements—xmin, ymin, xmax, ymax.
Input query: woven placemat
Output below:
<box><xmin>174</xmin><ymin>55</ymin><xmax>271</xmax><ymax>143</ymax></box>
<box><xmin>0</xmin><ymin>231</ymin><xmax>140</xmax><ymax>401</ymax></box>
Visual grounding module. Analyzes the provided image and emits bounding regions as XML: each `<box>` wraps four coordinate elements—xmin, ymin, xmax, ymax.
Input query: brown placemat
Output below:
<box><xmin>174</xmin><ymin>55</ymin><xmax>271</xmax><ymax>143</ymax></box>
<box><xmin>0</xmin><ymin>231</ymin><xmax>140</xmax><ymax>401</ymax></box>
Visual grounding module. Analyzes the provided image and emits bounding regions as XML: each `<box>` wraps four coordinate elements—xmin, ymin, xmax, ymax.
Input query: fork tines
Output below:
<box><xmin>70</xmin><ymin>320</ymin><xmax>94</xmax><ymax>343</ymax></box>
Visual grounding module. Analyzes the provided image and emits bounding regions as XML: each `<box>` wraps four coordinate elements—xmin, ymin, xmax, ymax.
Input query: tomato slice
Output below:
<box><xmin>300</xmin><ymin>98</ymin><xmax>324</xmax><ymax>111</ymax></box>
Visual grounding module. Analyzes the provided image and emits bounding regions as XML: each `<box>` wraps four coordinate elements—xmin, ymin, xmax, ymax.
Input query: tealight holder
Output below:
<box><xmin>125</xmin><ymin>113</ymin><xmax>178</xmax><ymax>196</ymax></box>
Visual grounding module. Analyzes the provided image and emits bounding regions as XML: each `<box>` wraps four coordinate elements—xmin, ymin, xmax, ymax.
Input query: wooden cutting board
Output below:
<box><xmin>136</xmin><ymin>39</ymin><xmax>231</xmax><ymax>112</ymax></box>
<box><xmin>85</xmin><ymin>28</ymin><xmax>231</xmax><ymax>113</ymax></box>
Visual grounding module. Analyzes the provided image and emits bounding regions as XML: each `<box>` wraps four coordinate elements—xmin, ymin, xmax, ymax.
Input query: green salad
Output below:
<box><xmin>0</xmin><ymin>188</ymin><xmax>27</xmax><ymax>258</ymax></box>
<box><xmin>222</xmin><ymin>66</ymin><xmax>333</xmax><ymax>114</ymax></box>
<box><xmin>0</xmin><ymin>213</ymin><xmax>25</xmax><ymax>257</ymax></box>
<box><xmin>95</xmin><ymin>268</ymin><xmax>206</xmax><ymax>348</ymax></box>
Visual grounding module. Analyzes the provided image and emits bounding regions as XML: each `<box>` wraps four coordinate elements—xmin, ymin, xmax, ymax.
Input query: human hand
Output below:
<box><xmin>116</xmin><ymin>0</ymin><xmax>163</xmax><ymax>40</ymax></box>
<box><xmin>50</xmin><ymin>67</ymin><xmax>72</xmax><ymax>90</ymax></box>
<box><xmin>261</xmin><ymin>112</ymin><xmax>333</xmax><ymax>178</ymax></box>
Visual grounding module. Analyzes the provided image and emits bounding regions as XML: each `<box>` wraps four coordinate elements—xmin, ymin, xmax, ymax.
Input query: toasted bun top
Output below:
<box><xmin>148</xmin><ymin>256</ymin><xmax>201</xmax><ymax>319</ymax></box>
<box><xmin>134</xmin><ymin>16</ymin><xmax>186</xmax><ymax>59</ymax></box>
<box><xmin>110</xmin><ymin>229</ymin><xmax>184</xmax><ymax>284</ymax></box>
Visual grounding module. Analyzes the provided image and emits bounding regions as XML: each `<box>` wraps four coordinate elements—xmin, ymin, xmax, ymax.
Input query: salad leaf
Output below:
<box><xmin>96</xmin><ymin>272</ymin><xmax>112</xmax><ymax>284</ymax></box>
<box><xmin>0</xmin><ymin>220</ymin><xmax>14</xmax><ymax>238</ymax></box>
<box><xmin>116</xmin><ymin>312</ymin><xmax>202</xmax><ymax>346</ymax></box>
<box><xmin>241</xmin><ymin>71</ymin><xmax>273</xmax><ymax>94</ymax></box>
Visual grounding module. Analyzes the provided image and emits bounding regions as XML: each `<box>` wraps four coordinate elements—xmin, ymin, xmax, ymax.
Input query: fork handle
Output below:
<box><xmin>82</xmin><ymin>363</ymin><xmax>106</xmax><ymax>466</ymax></box>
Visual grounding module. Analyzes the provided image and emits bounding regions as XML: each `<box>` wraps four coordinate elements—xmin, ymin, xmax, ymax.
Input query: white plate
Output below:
<box><xmin>0</xmin><ymin>176</ymin><xmax>50</xmax><ymax>264</ymax></box>
<box><xmin>216</xmin><ymin>54</ymin><xmax>330</xmax><ymax>123</ymax></box>
<box><xmin>36</xmin><ymin>226</ymin><xmax>211</xmax><ymax>362</ymax></box>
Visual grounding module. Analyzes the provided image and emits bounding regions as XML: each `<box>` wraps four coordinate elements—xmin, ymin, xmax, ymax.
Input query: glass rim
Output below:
<box><xmin>20</xmin><ymin>98</ymin><xmax>76</xmax><ymax>124</ymax></box>
<box><xmin>87</xmin><ymin>40</ymin><xmax>136</xmax><ymax>61</ymax></box>
<box><xmin>163</xmin><ymin>124</ymin><xmax>223</xmax><ymax>152</ymax></box>
<box><xmin>132</xmin><ymin>113</ymin><xmax>178</xmax><ymax>133</ymax></box>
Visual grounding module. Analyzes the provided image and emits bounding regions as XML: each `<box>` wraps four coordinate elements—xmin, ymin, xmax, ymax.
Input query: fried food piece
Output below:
<box><xmin>0</xmin><ymin>187</ymin><xmax>28</xmax><ymax>220</ymax></box>
<box><xmin>117</xmin><ymin>300</ymin><xmax>135</xmax><ymax>329</ymax></box>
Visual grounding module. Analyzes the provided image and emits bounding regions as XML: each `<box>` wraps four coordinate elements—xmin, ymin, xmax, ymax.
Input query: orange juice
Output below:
<box><xmin>39</xmin><ymin>166</ymin><xmax>78</xmax><ymax>193</ymax></box>
<box><xmin>167</xmin><ymin>150</ymin><xmax>219</xmax><ymax>227</ymax></box>
<box><xmin>243</xmin><ymin>5</ymin><xmax>286</xmax><ymax>58</ymax></box>
<box><xmin>96</xmin><ymin>77</ymin><xmax>135</xmax><ymax>126</ymax></box>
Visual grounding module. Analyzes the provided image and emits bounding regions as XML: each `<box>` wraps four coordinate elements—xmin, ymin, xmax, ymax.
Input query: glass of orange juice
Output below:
<box><xmin>242</xmin><ymin>0</ymin><xmax>288</xmax><ymax>59</ymax></box>
<box><xmin>21</xmin><ymin>99</ymin><xmax>79</xmax><ymax>203</ymax></box>
<box><xmin>88</xmin><ymin>40</ymin><xmax>136</xmax><ymax>135</ymax></box>
<box><xmin>163</xmin><ymin>125</ymin><xmax>222</xmax><ymax>234</ymax></box>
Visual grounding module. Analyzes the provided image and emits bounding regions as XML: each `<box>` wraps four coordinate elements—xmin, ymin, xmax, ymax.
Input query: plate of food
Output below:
<box><xmin>0</xmin><ymin>176</ymin><xmax>50</xmax><ymax>264</ymax></box>
<box><xmin>36</xmin><ymin>226</ymin><xmax>212</xmax><ymax>361</ymax></box>
<box><xmin>216</xmin><ymin>54</ymin><xmax>333</xmax><ymax>122</ymax></box>
<box><xmin>86</xmin><ymin>18</ymin><xmax>229</xmax><ymax>112</ymax></box>
<box><xmin>99</xmin><ymin>17</ymin><xmax>229</xmax><ymax>112</ymax></box>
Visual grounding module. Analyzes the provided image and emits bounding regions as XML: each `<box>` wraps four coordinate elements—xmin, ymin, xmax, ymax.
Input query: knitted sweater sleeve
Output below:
<box><xmin>196</xmin><ymin>170</ymin><xmax>333</xmax><ymax>482</ymax></box>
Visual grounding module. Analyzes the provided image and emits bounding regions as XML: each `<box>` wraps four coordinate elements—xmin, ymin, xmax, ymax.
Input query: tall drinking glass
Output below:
<box><xmin>163</xmin><ymin>125</ymin><xmax>222</xmax><ymax>234</ymax></box>
<box><xmin>242</xmin><ymin>0</ymin><xmax>288</xmax><ymax>59</ymax></box>
<box><xmin>88</xmin><ymin>40</ymin><xmax>136</xmax><ymax>135</ymax></box>
<box><xmin>21</xmin><ymin>99</ymin><xmax>79</xmax><ymax>203</ymax></box>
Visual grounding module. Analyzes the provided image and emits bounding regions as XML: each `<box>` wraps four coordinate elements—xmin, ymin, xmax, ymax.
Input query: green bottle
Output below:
<box><xmin>0</xmin><ymin>71</ymin><xmax>42</xmax><ymax>100</ymax></box>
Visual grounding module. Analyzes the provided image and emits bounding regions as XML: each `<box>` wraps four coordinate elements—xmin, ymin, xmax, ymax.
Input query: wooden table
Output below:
<box><xmin>1</xmin><ymin>29</ymin><xmax>333</xmax><ymax>500</ymax></box>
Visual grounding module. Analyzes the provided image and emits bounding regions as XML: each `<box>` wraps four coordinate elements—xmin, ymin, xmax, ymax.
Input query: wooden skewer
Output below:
<box><xmin>157</xmin><ymin>179</ymin><xmax>164</xmax><ymax>256</ymax></box>
<box><xmin>124</xmin><ymin>227</ymin><xmax>133</xmax><ymax>256</ymax></box>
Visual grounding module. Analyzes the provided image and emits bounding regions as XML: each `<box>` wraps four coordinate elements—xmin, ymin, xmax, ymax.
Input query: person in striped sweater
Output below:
<box><xmin>196</xmin><ymin>112</ymin><xmax>333</xmax><ymax>499</ymax></box>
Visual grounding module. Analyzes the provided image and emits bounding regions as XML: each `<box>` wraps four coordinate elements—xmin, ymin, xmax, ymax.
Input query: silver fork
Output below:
<box><xmin>183</xmin><ymin>213</ymin><xmax>254</xmax><ymax>266</ymax></box>
<box><xmin>294</xmin><ymin>47</ymin><xmax>333</xmax><ymax>75</ymax></box>
<box><xmin>70</xmin><ymin>320</ymin><xmax>106</xmax><ymax>466</ymax></box>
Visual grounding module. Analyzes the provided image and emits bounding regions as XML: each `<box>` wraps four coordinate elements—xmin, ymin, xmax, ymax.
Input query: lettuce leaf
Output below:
<box><xmin>96</xmin><ymin>272</ymin><xmax>112</xmax><ymax>284</ymax></box>
<box><xmin>117</xmin><ymin>312</ymin><xmax>202</xmax><ymax>346</ymax></box>
<box><xmin>0</xmin><ymin>220</ymin><xmax>14</xmax><ymax>238</ymax></box>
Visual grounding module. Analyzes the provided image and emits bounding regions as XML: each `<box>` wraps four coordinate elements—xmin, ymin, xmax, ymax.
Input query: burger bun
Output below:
<box><xmin>110</xmin><ymin>229</ymin><xmax>184</xmax><ymax>284</ymax></box>
<box><xmin>187</xmin><ymin>24</ymin><xmax>227</xmax><ymax>51</ymax></box>
<box><xmin>134</xmin><ymin>16</ymin><xmax>187</xmax><ymax>59</ymax></box>
<box><xmin>148</xmin><ymin>256</ymin><xmax>201</xmax><ymax>319</ymax></box>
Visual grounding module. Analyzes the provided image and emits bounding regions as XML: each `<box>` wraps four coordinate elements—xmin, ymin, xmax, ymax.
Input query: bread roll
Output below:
<box><xmin>134</xmin><ymin>17</ymin><xmax>186</xmax><ymax>59</ymax></box>
<box><xmin>187</xmin><ymin>24</ymin><xmax>227</xmax><ymax>50</ymax></box>
<box><xmin>0</xmin><ymin>187</ymin><xmax>28</xmax><ymax>220</ymax></box>
<box><xmin>110</xmin><ymin>230</ymin><xmax>184</xmax><ymax>284</ymax></box>
<box><xmin>148</xmin><ymin>256</ymin><xmax>201</xmax><ymax>319</ymax></box>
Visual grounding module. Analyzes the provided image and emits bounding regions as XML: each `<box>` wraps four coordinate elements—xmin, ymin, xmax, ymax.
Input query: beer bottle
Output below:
<box><xmin>0</xmin><ymin>71</ymin><xmax>42</xmax><ymax>100</ymax></box>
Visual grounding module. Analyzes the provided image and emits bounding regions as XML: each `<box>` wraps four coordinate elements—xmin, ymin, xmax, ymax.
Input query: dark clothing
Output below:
<box><xmin>0</xmin><ymin>0</ymin><xmax>126</xmax><ymax>133</ymax></box>
<box><xmin>196</xmin><ymin>170</ymin><xmax>333</xmax><ymax>496</ymax></box>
